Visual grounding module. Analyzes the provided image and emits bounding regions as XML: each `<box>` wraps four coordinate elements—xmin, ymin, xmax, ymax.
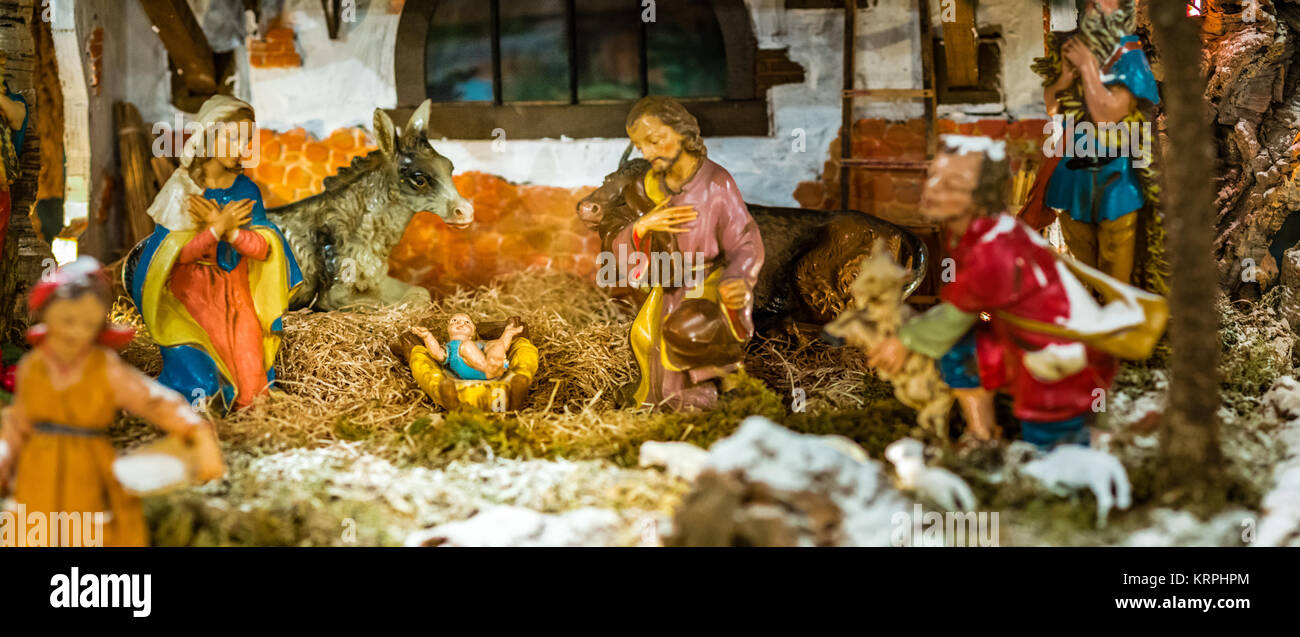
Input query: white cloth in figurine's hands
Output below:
<box><xmin>1022</xmin><ymin>342</ymin><xmax>1088</xmax><ymax>383</ymax></box>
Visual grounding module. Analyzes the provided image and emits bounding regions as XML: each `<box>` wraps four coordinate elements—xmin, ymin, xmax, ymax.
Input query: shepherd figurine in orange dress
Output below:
<box><xmin>0</xmin><ymin>257</ymin><xmax>225</xmax><ymax>547</ymax></box>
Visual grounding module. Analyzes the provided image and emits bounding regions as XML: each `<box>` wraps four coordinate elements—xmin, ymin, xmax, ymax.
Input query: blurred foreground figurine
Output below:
<box><xmin>824</xmin><ymin>242</ymin><xmax>953</xmax><ymax>438</ymax></box>
<box><xmin>0</xmin><ymin>257</ymin><xmax>224</xmax><ymax>547</ymax></box>
<box><xmin>613</xmin><ymin>96</ymin><xmax>763</xmax><ymax>410</ymax></box>
<box><xmin>130</xmin><ymin>96</ymin><xmax>302</xmax><ymax>411</ymax></box>
<box><xmin>392</xmin><ymin>316</ymin><xmax>538</xmax><ymax>412</ymax></box>
<box><xmin>867</xmin><ymin>135</ymin><xmax>1167</xmax><ymax>450</ymax></box>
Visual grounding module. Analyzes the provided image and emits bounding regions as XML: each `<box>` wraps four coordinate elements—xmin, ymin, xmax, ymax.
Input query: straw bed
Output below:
<box><xmin>112</xmin><ymin>270</ymin><xmax>877</xmax><ymax>458</ymax></box>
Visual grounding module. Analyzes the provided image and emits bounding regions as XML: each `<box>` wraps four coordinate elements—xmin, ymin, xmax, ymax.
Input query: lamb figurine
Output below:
<box><xmin>638</xmin><ymin>441</ymin><xmax>710</xmax><ymax>482</ymax></box>
<box><xmin>1020</xmin><ymin>446</ymin><xmax>1132</xmax><ymax>528</ymax></box>
<box><xmin>884</xmin><ymin>438</ymin><xmax>976</xmax><ymax>512</ymax></box>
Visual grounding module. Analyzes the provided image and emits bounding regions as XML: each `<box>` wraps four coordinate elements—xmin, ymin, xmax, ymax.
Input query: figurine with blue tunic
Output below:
<box><xmin>410</xmin><ymin>314</ymin><xmax>523</xmax><ymax>382</ymax></box>
<box><xmin>1023</xmin><ymin>0</ymin><xmax>1160</xmax><ymax>287</ymax></box>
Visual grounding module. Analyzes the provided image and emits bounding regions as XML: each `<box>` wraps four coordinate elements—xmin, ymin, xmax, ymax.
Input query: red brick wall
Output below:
<box><xmin>389</xmin><ymin>175</ymin><xmax>598</xmax><ymax>295</ymax></box>
<box><xmin>249</xmin><ymin>127</ymin><xmax>376</xmax><ymax>207</ymax></box>
<box><xmin>794</xmin><ymin>117</ymin><xmax>1052</xmax><ymax>223</ymax></box>
<box><xmin>249</xmin><ymin>25</ymin><xmax>302</xmax><ymax>69</ymax></box>
<box><xmin>242</xmin><ymin>127</ymin><xmax>598</xmax><ymax>295</ymax></box>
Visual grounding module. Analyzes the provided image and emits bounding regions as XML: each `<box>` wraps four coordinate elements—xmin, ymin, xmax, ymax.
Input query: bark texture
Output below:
<box><xmin>1151</xmin><ymin>0</ymin><xmax>1225</xmax><ymax>505</ymax></box>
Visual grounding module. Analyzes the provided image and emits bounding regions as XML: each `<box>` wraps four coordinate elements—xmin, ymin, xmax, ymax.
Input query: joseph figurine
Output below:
<box><xmin>613</xmin><ymin>96</ymin><xmax>764</xmax><ymax>410</ymax></box>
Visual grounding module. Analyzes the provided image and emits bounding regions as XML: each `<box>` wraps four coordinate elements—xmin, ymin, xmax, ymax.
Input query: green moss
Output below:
<box><xmin>785</xmin><ymin>400</ymin><xmax>915</xmax><ymax>458</ymax></box>
<box><xmin>399</xmin><ymin>370</ymin><xmax>787</xmax><ymax>469</ymax></box>
<box><xmin>333</xmin><ymin>415</ymin><xmax>372</xmax><ymax>441</ymax></box>
<box><xmin>144</xmin><ymin>481</ymin><xmax>403</xmax><ymax>547</ymax></box>
<box><xmin>607</xmin><ymin>370</ymin><xmax>788</xmax><ymax>466</ymax></box>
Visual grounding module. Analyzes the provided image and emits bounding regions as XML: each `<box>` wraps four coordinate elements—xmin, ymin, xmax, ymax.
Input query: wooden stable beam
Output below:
<box><xmin>940</xmin><ymin>0</ymin><xmax>979</xmax><ymax>88</ymax></box>
<box><xmin>139</xmin><ymin>0</ymin><xmax>217</xmax><ymax>95</ymax></box>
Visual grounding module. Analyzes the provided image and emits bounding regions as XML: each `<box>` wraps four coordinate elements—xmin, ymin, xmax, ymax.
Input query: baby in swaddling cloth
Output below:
<box><xmin>410</xmin><ymin>313</ymin><xmax>525</xmax><ymax>381</ymax></box>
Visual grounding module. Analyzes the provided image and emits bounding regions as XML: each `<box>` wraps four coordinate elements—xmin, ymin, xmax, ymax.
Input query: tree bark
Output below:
<box><xmin>1149</xmin><ymin>0</ymin><xmax>1223</xmax><ymax>505</ymax></box>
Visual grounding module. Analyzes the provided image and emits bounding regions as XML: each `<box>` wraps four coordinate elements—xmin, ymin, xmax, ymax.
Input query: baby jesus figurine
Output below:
<box><xmin>410</xmin><ymin>313</ymin><xmax>524</xmax><ymax>381</ymax></box>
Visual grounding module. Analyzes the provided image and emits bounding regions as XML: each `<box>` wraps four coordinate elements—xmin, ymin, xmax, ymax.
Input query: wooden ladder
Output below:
<box><xmin>839</xmin><ymin>0</ymin><xmax>942</xmax><ymax>303</ymax></box>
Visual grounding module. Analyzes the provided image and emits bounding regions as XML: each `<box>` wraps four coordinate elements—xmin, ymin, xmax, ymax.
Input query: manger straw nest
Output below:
<box><xmin>111</xmin><ymin>270</ymin><xmax>880</xmax><ymax>461</ymax></box>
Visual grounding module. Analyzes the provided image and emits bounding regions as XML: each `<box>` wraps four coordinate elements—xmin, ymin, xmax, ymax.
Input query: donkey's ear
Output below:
<box><xmin>403</xmin><ymin>99</ymin><xmax>433</xmax><ymax>146</ymax></box>
<box><xmin>374</xmin><ymin>108</ymin><xmax>398</xmax><ymax>158</ymax></box>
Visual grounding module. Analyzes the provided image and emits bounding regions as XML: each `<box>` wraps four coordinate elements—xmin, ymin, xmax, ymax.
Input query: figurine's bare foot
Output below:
<box><xmin>438</xmin><ymin>378</ymin><xmax>460</xmax><ymax>411</ymax></box>
<box><xmin>616</xmin><ymin>381</ymin><xmax>640</xmax><ymax>408</ymax></box>
<box><xmin>508</xmin><ymin>374</ymin><xmax>531</xmax><ymax>410</ymax></box>
<box><xmin>720</xmin><ymin>372</ymin><xmax>743</xmax><ymax>394</ymax></box>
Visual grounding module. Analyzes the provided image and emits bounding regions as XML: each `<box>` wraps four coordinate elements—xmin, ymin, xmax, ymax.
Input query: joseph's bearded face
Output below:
<box><xmin>920</xmin><ymin>151</ymin><xmax>984</xmax><ymax>225</ymax></box>
<box><xmin>628</xmin><ymin>115</ymin><xmax>684</xmax><ymax>175</ymax></box>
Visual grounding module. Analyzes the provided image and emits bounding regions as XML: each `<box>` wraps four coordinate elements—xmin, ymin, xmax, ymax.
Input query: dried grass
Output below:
<box><xmin>112</xmin><ymin>270</ymin><xmax>883</xmax><ymax>461</ymax></box>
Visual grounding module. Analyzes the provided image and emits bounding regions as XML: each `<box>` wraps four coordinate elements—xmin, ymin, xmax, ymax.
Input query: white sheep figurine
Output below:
<box><xmin>638</xmin><ymin>441</ymin><xmax>710</xmax><ymax>482</ymax></box>
<box><xmin>1020</xmin><ymin>446</ymin><xmax>1132</xmax><ymax>528</ymax></box>
<box><xmin>884</xmin><ymin>438</ymin><xmax>976</xmax><ymax>512</ymax></box>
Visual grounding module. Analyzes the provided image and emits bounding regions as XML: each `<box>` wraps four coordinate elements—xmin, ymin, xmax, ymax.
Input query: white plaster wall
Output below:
<box><xmin>124</xmin><ymin>0</ymin><xmax>175</xmax><ymax>125</ymax></box>
<box><xmin>121</xmin><ymin>0</ymin><xmax>1053</xmax><ymax>207</ymax></box>
<box><xmin>247</xmin><ymin>0</ymin><xmax>400</xmax><ymax>134</ymax></box>
<box><xmin>968</xmin><ymin>0</ymin><xmax>1049</xmax><ymax>119</ymax></box>
<box><xmin>56</xmin><ymin>0</ymin><xmax>125</xmax><ymax>222</ymax></box>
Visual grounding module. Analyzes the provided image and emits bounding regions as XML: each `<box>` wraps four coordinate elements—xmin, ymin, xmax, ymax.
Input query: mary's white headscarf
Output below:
<box><xmin>146</xmin><ymin>95</ymin><xmax>255</xmax><ymax>232</ymax></box>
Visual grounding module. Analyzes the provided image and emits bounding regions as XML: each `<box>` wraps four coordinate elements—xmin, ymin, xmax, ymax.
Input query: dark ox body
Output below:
<box><xmin>577</xmin><ymin>158</ymin><xmax>928</xmax><ymax>332</ymax></box>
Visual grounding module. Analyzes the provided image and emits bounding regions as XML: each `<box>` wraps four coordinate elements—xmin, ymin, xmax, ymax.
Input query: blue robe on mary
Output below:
<box><xmin>1045</xmin><ymin>34</ymin><xmax>1161</xmax><ymax>224</ymax></box>
<box><xmin>130</xmin><ymin>174</ymin><xmax>302</xmax><ymax>409</ymax></box>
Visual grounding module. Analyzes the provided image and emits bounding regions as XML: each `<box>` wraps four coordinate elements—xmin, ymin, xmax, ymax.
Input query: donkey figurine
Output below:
<box><xmin>119</xmin><ymin>100</ymin><xmax>473</xmax><ymax>311</ymax></box>
<box><xmin>269</xmin><ymin>100</ymin><xmax>473</xmax><ymax>310</ymax></box>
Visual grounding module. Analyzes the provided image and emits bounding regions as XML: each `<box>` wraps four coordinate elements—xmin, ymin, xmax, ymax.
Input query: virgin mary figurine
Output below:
<box><xmin>129</xmin><ymin>95</ymin><xmax>302</xmax><ymax>411</ymax></box>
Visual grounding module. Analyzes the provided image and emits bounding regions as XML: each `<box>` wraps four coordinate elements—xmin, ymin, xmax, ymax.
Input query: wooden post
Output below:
<box><xmin>138</xmin><ymin>0</ymin><xmax>217</xmax><ymax>96</ymax></box>
<box><xmin>939</xmin><ymin>0</ymin><xmax>979</xmax><ymax>88</ymax></box>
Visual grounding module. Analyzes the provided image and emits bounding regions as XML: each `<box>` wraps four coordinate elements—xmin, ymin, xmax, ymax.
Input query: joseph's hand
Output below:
<box><xmin>1052</xmin><ymin>59</ymin><xmax>1078</xmax><ymax>90</ymax></box>
<box><xmin>719</xmin><ymin>278</ymin><xmax>752</xmax><ymax>310</ymax></box>
<box><xmin>633</xmin><ymin>205</ymin><xmax>697</xmax><ymax>238</ymax></box>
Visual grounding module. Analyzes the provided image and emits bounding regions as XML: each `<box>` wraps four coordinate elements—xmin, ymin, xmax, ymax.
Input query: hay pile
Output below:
<box><xmin>112</xmin><ymin>270</ymin><xmax>885</xmax><ymax>461</ymax></box>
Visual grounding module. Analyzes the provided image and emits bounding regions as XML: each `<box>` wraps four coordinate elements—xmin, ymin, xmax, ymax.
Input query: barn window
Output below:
<box><xmin>394</xmin><ymin>0</ymin><xmax>771</xmax><ymax>138</ymax></box>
